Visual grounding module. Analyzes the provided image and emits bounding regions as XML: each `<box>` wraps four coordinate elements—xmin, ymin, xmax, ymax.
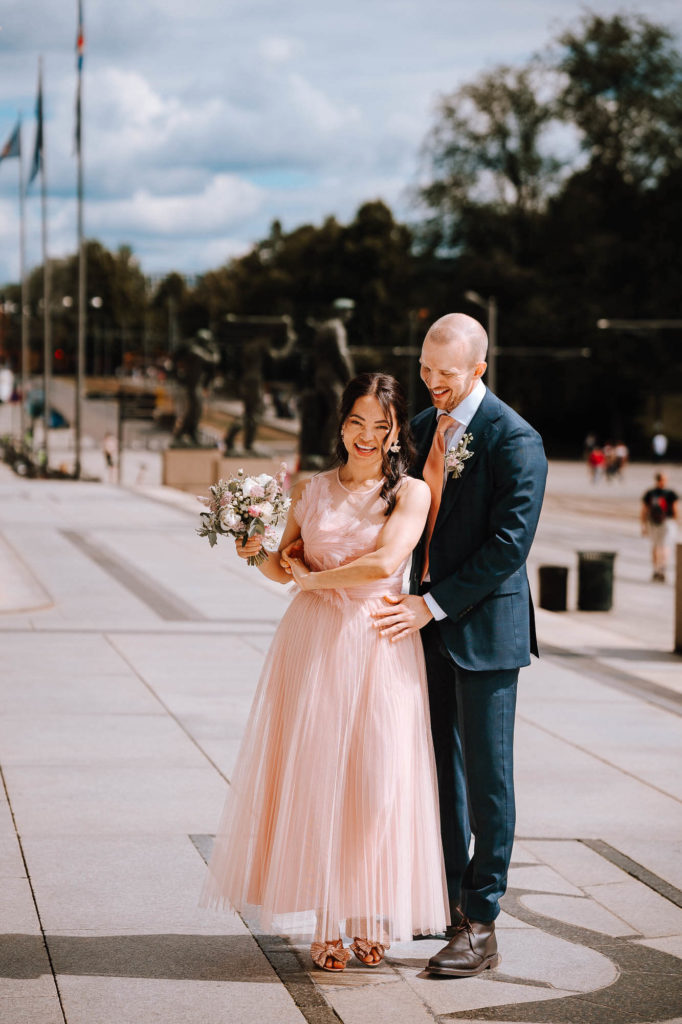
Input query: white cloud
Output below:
<box><xmin>258</xmin><ymin>36</ymin><xmax>302</xmax><ymax>64</ymax></box>
<box><xmin>89</xmin><ymin>174</ymin><xmax>263</xmax><ymax>237</ymax></box>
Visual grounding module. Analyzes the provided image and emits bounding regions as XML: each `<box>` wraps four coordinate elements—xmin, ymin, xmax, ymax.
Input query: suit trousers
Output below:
<box><xmin>421</xmin><ymin>619</ymin><xmax>518</xmax><ymax>923</ymax></box>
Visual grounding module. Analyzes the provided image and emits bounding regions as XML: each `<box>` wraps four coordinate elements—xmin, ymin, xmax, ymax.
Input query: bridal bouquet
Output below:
<box><xmin>196</xmin><ymin>465</ymin><xmax>291</xmax><ymax>565</ymax></box>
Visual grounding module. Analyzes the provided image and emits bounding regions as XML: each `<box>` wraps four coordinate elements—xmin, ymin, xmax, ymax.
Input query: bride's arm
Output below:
<box><xmin>235</xmin><ymin>479</ymin><xmax>306</xmax><ymax>584</ymax></box>
<box><xmin>288</xmin><ymin>478</ymin><xmax>430</xmax><ymax>591</ymax></box>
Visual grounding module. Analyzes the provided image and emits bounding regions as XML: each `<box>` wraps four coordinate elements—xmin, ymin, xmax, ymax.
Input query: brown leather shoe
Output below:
<box><xmin>427</xmin><ymin>918</ymin><xmax>500</xmax><ymax>976</ymax></box>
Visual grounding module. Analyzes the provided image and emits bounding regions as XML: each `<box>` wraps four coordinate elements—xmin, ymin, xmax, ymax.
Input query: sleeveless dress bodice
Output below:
<box><xmin>294</xmin><ymin>469</ymin><xmax>406</xmax><ymax>603</ymax></box>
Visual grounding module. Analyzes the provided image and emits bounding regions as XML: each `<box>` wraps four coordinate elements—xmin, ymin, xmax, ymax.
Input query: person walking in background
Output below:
<box><xmin>101</xmin><ymin>432</ymin><xmax>117</xmax><ymax>483</ymax></box>
<box><xmin>652</xmin><ymin>431</ymin><xmax>668</xmax><ymax>461</ymax></box>
<box><xmin>372</xmin><ymin>313</ymin><xmax>547</xmax><ymax>978</ymax></box>
<box><xmin>613</xmin><ymin>440</ymin><xmax>629</xmax><ymax>481</ymax></box>
<box><xmin>641</xmin><ymin>472</ymin><xmax>679</xmax><ymax>582</ymax></box>
<box><xmin>587</xmin><ymin>444</ymin><xmax>605</xmax><ymax>483</ymax></box>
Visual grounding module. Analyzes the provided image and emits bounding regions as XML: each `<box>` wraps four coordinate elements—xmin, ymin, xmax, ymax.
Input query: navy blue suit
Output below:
<box><xmin>410</xmin><ymin>388</ymin><xmax>547</xmax><ymax>922</ymax></box>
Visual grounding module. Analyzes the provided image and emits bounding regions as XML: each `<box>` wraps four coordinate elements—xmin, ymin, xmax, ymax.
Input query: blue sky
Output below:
<box><xmin>0</xmin><ymin>0</ymin><xmax>680</xmax><ymax>283</ymax></box>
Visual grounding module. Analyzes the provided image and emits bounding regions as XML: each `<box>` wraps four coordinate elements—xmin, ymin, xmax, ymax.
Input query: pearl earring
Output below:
<box><xmin>389</xmin><ymin>441</ymin><xmax>400</xmax><ymax>454</ymax></box>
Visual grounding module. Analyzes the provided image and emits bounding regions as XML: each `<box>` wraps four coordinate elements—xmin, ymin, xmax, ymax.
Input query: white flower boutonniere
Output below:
<box><xmin>444</xmin><ymin>432</ymin><xmax>474</xmax><ymax>479</ymax></box>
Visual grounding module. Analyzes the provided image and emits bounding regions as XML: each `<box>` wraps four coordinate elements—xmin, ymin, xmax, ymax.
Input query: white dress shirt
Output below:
<box><xmin>423</xmin><ymin>379</ymin><xmax>486</xmax><ymax>621</ymax></box>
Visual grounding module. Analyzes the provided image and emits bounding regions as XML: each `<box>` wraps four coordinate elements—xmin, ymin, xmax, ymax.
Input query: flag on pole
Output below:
<box><xmin>75</xmin><ymin>0</ymin><xmax>84</xmax><ymax>152</ymax></box>
<box><xmin>28</xmin><ymin>67</ymin><xmax>43</xmax><ymax>187</ymax></box>
<box><xmin>0</xmin><ymin>121</ymin><xmax>20</xmax><ymax>164</ymax></box>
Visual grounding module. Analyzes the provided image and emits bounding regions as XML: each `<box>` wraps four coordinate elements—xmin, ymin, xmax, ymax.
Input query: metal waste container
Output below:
<box><xmin>538</xmin><ymin>566</ymin><xmax>568</xmax><ymax>611</ymax></box>
<box><xmin>577</xmin><ymin>551</ymin><xmax>616</xmax><ymax>611</ymax></box>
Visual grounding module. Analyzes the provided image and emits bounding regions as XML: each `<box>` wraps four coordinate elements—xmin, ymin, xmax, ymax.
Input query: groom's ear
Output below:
<box><xmin>473</xmin><ymin>361</ymin><xmax>487</xmax><ymax>380</ymax></box>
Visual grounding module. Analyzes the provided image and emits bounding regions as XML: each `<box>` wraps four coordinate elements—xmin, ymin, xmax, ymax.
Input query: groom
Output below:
<box><xmin>373</xmin><ymin>313</ymin><xmax>547</xmax><ymax>976</ymax></box>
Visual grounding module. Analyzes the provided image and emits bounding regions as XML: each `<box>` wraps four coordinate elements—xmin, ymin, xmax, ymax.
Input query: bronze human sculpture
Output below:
<box><xmin>169</xmin><ymin>328</ymin><xmax>221</xmax><ymax>447</ymax></box>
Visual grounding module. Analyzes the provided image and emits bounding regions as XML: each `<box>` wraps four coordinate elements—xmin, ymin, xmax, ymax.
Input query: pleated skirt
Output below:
<box><xmin>200</xmin><ymin>589</ymin><xmax>448</xmax><ymax>942</ymax></box>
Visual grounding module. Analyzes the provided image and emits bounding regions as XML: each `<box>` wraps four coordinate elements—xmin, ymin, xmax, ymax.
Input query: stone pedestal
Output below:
<box><xmin>162</xmin><ymin>448</ymin><xmax>296</xmax><ymax>494</ymax></box>
<box><xmin>162</xmin><ymin>449</ymin><xmax>220</xmax><ymax>494</ymax></box>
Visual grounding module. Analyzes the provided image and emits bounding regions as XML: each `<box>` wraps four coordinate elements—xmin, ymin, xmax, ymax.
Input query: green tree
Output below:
<box><xmin>419</xmin><ymin>63</ymin><xmax>560</xmax><ymax>252</ymax></box>
<box><xmin>556</xmin><ymin>13</ymin><xmax>682</xmax><ymax>188</ymax></box>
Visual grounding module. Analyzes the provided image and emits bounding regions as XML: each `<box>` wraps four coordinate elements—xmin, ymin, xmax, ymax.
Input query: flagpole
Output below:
<box><xmin>38</xmin><ymin>57</ymin><xmax>52</xmax><ymax>470</ymax></box>
<box><xmin>74</xmin><ymin>0</ymin><xmax>85</xmax><ymax>479</ymax></box>
<box><xmin>18</xmin><ymin>117</ymin><xmax>28</xmax><ymax>445</ymax></box>
<box><xmin>75</xmin><ymin>0</ymin><xmax>86</xmax><ymax>480</ymax></box>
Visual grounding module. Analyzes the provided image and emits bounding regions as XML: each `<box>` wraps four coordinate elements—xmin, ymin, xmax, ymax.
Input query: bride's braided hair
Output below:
<box><xmin>335</xmin><ymin>372</ymin><xmax>416</xmax><ymax>516</ymax></box>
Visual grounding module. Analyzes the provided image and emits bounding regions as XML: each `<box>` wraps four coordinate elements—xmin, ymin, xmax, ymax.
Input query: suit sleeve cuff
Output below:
<box><xmin>424</xmin><ymin>591</ymin><xmax>448</xmax><ymax>621</ymax></box>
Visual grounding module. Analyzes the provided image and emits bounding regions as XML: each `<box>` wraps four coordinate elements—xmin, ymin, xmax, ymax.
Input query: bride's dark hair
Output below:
<box><xmin>335</xmin><ymin>372</ymin><xmax>416</xmax><ymax>516</ymax></box>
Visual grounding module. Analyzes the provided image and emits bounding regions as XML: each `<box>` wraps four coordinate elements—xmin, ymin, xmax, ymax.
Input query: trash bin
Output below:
<box><xmin>538</xmin><ymin>566</ymin><xmax>568</xmax><ymax>611</ymax></box>
<box><xmin>577</xmin><ymin>551</ymin><xmax>616</xmax><ymax>611</ymax></box>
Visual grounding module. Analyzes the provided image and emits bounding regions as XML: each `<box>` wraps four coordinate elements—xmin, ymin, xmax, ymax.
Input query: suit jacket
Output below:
<box><xmin>409</xmin><ymin>389</ymin><xmax>548</xmax><ymax>671</ymax></box>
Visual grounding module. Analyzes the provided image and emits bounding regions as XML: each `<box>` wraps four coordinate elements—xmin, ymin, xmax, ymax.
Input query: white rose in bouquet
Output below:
<box><xmin>220</xmin><ymin>509</ymin><xmax>242</xmax><ymax>532</ymax></box>
<box><xmin>241</xmin><ymin>477</ymin><xmax>265</xmax><ymax>499</ymax></box>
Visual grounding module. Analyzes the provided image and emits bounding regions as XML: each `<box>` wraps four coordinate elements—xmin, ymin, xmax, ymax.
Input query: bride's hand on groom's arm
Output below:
<box><xmin>372</xmin><ymin>594</ymin><xmax>433</xmax><ymax>642</ymax></box>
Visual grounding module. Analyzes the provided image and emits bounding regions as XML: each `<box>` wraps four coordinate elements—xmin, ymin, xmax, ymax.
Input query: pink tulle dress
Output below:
<box><xmin>200</xmin><ymin>469</ymin><xmax>448</xmax><ymax>943</ymax></box>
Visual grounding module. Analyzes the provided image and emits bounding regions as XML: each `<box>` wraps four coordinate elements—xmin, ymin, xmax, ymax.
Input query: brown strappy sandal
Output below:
<box><xmin>350</xmin><ymin>937</ymin><xmax>389</xmax><ymax>968</ymax></box>
<box><xmin>310</xmin><ymin>939</ymin><xmax>351</xmax><ymax>972</ymax></box>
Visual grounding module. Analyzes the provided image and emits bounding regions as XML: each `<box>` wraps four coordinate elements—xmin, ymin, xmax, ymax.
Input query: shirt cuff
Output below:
<box><xmin>423</xmin><ymin>591</ymin><xmax>447</xmax><ymax>621</ymax></box>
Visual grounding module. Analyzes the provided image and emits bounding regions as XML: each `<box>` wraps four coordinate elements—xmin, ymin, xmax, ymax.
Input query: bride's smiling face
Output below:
<box><xmin>342</xmin><ymin>395</ymin><xmax>398</xmax><ymax>463</ymax></box>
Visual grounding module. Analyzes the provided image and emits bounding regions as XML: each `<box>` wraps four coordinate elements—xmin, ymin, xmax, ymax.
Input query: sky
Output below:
<box><xmin>0</xmin><ymin>0</ymin><xmax>681</xmax><ymax>285</ymax></box>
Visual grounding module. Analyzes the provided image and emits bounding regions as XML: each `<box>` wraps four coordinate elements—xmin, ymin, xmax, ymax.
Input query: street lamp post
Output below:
<box><xmin>465</xmin><ymin>290</ymin><xmax>497</xmax><ymax>394</ymax></box>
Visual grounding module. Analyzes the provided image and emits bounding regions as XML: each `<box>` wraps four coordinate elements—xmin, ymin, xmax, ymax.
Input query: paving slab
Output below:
<box><xmin>507</xmin><ymin>865</ymin><xmax>584</xmax><ymax>897</ymax></box>
<box><xmin>56</xmin><ymin>973</ymin><xmax>306</xmax><ymax>1024</ymax></box>
<box><xmin>522</xmin><ymin>840</ymin><xmax>629</xmax><ymax>888</ymax></box>
<box><xmin>22</xmin><ymin>834</ymin><xmax>230</xmax><ymax>933</ymax></box>
<box><xmin>0</xmin><ymin>532</ymin><xmax>52</xmax><ymax>613</ymax></box>
<box><xmin>584</xmin><ymin>879</ymin><xmax>682</xmax><ymax>938</ymax></box>
<box><xmin>519</xmin><ymin>893</ymin><xmax>638</xmax><ymax>937</ymax></box>
<box><xmin>4</xmin><ymin>764</ymin><xmax>225</xmax><ymax>836</ymax></box>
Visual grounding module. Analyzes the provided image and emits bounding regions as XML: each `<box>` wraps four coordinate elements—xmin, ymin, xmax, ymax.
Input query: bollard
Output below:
<box><xmin>577</xmin><ymin>551</ymin><xmax>617</xmax><ymax>612</ymax></box>
<box><xmin>538</xmin><ymin>566</ymin><xmax>568</xmax><ymax>611</ymax></box>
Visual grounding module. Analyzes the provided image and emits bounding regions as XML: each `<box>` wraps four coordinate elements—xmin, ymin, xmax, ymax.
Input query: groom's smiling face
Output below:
<box><xmin>420</xmin><ymin>334</ymin><xmax>486</xmax><ymax>413</ymax></box>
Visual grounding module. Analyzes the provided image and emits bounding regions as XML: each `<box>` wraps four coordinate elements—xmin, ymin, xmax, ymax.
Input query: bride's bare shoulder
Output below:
<box><xmin>396</xmin><ymin>475</ymin><xmax>430</xmax><ymax>506</ymax></box>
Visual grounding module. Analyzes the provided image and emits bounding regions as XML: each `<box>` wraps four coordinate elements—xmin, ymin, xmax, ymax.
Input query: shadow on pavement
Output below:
<box><xmin>0</xmin><ymin>933</ymin><xmax>279</xmax><ymax>983</ymax></box>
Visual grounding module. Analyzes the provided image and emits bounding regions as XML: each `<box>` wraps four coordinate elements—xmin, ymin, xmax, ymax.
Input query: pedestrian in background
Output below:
<box><xmin>613</xmin><ymin>441</ymin><xmax>629</xmax><ymax>480</ymax></box>
<box><xmin>652</xmin><ymin>431</ymin><xmax>668</xmax><ymax>461</ymax></box>
<box><xmin>102</xmin><ymin>433</ymin><xmax>117</xmax><ymax>483</ymax></box>
<box><xmin>641</xmin><ymin>472</ymin><xmax>678</xmax><ymax>583</ymax></box>
<box><xmin>587</xmin><ymin>445</ymin><xmax>605</xmax><ymax>483</ymax></box>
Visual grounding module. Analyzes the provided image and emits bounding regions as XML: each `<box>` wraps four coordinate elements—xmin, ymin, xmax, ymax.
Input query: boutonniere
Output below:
<box><xmin>444</xmin><ymin>432</ymin><xmax>474</xmax><ymax>479</ymax></box>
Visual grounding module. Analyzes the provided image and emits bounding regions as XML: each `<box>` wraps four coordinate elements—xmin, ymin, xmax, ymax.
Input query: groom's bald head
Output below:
<box><xmin>420</xmin><ymin>313</ymin><xmax>488</xmax><ymax>412</ymax></box>
<box><xmin>425</xmin><ymin>313</ymin><xmax>488</xmax><ymax>365</ymax></box>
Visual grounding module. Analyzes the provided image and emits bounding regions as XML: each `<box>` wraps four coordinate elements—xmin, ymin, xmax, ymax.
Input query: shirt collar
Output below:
<box><xmin>437</xmin><ymin>379</ymin><xmax>486</xmax><ymax>427</ymax></box>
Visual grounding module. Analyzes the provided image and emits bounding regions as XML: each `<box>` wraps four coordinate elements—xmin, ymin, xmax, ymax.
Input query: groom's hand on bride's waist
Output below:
<box><xmin>371</xmin><ymin>594</ymin><xmax>433</xmax><ymax>641</ymax></box>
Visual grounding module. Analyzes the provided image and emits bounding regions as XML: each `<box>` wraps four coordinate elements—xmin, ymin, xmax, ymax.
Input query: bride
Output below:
<box><xmin>200</xmin><ymin>372</ymin><xmax>448</xmax><ymax>971</ymax></box>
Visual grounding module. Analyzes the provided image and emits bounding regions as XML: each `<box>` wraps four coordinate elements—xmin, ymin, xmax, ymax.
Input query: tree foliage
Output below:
<box><xmin>556</xmin><ymin>13</ymin><xmax>682</xmax><ymax>187</ymax></box>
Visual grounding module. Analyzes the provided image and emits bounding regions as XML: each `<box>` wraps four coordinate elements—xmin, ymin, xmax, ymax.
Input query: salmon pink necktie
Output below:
<box><xmin>421</xmin><ymin>414</ymin><xmax>456</xmax><ymax>582</ymax></box>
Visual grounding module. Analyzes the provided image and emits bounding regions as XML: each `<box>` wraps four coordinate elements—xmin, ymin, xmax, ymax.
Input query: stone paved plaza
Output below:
<box><xmin>1</xmin><ymin>452</ymin><xmax>681</xmax><ymax>1024</ymax></box>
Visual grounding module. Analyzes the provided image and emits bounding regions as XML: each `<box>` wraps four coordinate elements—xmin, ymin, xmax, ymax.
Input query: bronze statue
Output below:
<box><xmin>298</xmin><ymin>299</ymin><xmax>355</xmax><ymax>469</ymax></box>
<box><xmin>223</xmin><ymin>314</ymin><xmax>297</xmax><ymax>453</ymax></box>
<box><xmin>169</xmin><ymin>329</ymin><xmax>220</xmax><ymax>447</ymax></box>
